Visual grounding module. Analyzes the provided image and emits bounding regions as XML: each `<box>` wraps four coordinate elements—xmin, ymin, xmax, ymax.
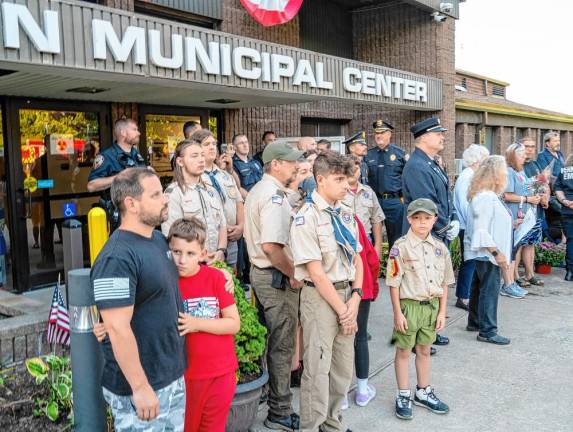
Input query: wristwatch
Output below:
<box><xmin>491</xmin><ymin>250</ymin><xmax>499</xmax><ymax>257</ymax></box>
<box><xmin>351</xmin><ymin>288</ymin><xmax>363</xmax><ymax>298</ymax></box>
<box><xmin>217</xmin><ymin>247</ymin><xmax>227</xmax><ymax>257</ymax></box>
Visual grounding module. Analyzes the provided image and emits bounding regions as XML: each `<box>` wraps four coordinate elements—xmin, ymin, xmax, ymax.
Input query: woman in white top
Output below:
<box><xmin>464</xmin><ymin>156</ymin><xmax>512</xmax><ymax>345</ymax></box>
<box><xmin>453</xmin><ymin>144</ymin><xmax>489</xmax><ymax>310</ymax></box>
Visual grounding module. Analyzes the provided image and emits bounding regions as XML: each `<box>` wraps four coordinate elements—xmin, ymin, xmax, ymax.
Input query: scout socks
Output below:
<box><xmin>357</xmin><ymin>378</ymin><xmax>368</xmax><ymax>394</ymax></box>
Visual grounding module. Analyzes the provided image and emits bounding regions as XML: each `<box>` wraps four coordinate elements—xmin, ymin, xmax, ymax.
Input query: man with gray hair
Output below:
<box><xmin>453</xmin><ymin>144</ymin><xmax>490</xmax><ymax>310</ymax></box>
<box><xmin>297</xmin><ymin>136</ymin><xmax>317</xmax><ymax>152</ymax></box>
<box><xmin>537</xmin><ymin>131</ymin><xmax>564</xmax><ymax>179</ymax></box>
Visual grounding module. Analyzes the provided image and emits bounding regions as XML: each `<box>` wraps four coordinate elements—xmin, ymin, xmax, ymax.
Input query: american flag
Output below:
<box><xmin>46</xmin><ymin>276</ymin><xmax>70</xmax><ymax>346</ymax></box>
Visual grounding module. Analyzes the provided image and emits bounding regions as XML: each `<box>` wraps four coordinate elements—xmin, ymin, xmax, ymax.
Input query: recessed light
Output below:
<box><xmin>205</xmin><ymin>98</ymin><xmax>240</xmax><ymax>104</ymax></box>
<box><xmin>66</xmin><ymin>87</ymin><xmax>109</xmax><ymax>94</ymax></box>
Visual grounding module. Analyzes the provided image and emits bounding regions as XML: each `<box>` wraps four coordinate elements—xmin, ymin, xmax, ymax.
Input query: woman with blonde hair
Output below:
<box><xmin>464</xmin><ymin>156</ymin><xmax>511</xmax><ymax>345</ymax></box>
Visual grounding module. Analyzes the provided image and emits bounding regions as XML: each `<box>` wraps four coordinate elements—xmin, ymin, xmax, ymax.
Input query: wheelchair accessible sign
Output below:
<box><xmin>62</xmin><ymin>202</ymin><xmax>77</xmax><ymax>218</ymax></box>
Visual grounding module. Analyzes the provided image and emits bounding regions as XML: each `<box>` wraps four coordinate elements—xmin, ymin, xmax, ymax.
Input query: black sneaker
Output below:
<box><xmin>413</xmin><ymin>386</ymin><xmax>449</xmax><ymax>414</ymax></box>
<box><xmin>395</xmin><ymin>393</ymin><xmax>413</xmax><ymax>420</ymax></box>
<box><xmin>264</xmin><ymin>413</ymin><xmax>300</xmax><ymax>431</ymax></box>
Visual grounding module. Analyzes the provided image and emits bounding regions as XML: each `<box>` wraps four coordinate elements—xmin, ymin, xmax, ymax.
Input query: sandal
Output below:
<box><xmin>526</xmin><ymin>276</ymin><xmax>545</xmax><ymax>286</ymax></box>
<box><xmin>516</xmin><ymin>277</ymin><xmax>531</xmax><ymax>287</ymax></box>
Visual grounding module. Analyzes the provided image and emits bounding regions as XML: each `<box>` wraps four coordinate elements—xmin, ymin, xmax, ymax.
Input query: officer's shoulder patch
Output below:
<box><xmin>389</xmin><ymin>247</ymin><xmax>400</xmax><ymax>258</ymax></box>
<box><xmin>271</xmin><ymin>194</ymin><xmax>283</xmax><ymax>205</ymax></box>
<box><xmin>93</xmin><ymin>154</ymin><xmax>105</xmax><ymax>169</ymax></box>
<box><xmin>294</xmin><ymin>215</ymin><xmax>305</xmax><ymax>226</ymax></box>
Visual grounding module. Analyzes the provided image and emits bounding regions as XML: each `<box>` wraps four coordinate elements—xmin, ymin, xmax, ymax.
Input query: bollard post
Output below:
<box><xmin>68</xmin><ymin>268</ymin><xmax>106</xmax><ymax>432</ymax></box>
<box><xmin>62</xmin><ymin>219</ymin><xmax>84</xmax><ymax>302</ymax></box>
<box><xmin>88</xmin><ymin>207</ymin><xmax>108</xmax><ymax>265</ymax></box>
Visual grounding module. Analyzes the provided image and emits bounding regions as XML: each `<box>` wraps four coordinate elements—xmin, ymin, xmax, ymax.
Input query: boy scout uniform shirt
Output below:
<box><xmin>162</xmin><ymin>181</ymin><xmax>226</xmax><ymax>253</ymax></box>
<box><xmin>202</xmin><ymin>166</ymin><xmax>243</xmax><ymax>226</ymax></box>
<box><xmin>386</xmin><ymin>229</ymin><xmax>455</xmax><ymax>301</ymax></box>
<box><xmin>342</xmin><ymin>184</ymin><xmax>385</xmax><ymax>235</ymax></box>
<box><xmin>243</xmin><ymin>174</ymin><xmax>293</xmax><ymax>268</ymax></box>
<box><xmin>291</xmin><ymin>191</ymin><xmax>362</xmax><ymax>283</ymax></box>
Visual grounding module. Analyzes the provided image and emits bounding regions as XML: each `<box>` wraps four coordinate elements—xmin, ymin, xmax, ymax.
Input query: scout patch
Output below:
<box><xmin>295</xmin><ymin>216</ymin><xmax>305</xmax><ymax>226</ymax></box>
<box><xmin>389</xmin><ymin>256</ymin><xmax>400</xmax><ymax>277</ymax></box>
<box><xmin>362</xmin><ymin>191</ymin><xmax>370</xmax><ymax>199</ymax></box>
<box><xmin>390</xmin><ymin>154</ymin><xmax>396</xmax><ymax>161</ymax></box>
<box><xmin>207</xmin><ymin>190</ymin><xmax>214</xmax><ymax>197</ymax></box>
<box><xmin>271</xmin><ymin>194</ymin><xmax>283</xmax><ymax>205</ymax></box>
<box><xmin>342</xmin><ymin>212</ymin><xmax>352</xmax><ymax>223</ymax></box>
<box><xmin>93</xmin><ymin>154</ymin><xmax>104</xmax><ymax>169</ymax></box>
<box><xmin>389</xmin><ymin>247</ymin><xmax>400</xmax><ymax>258</ymax></box>
<box><xmin>435</xmin><ymin>248</ymin><xmax>442</xmax><ymax>257</ymax></box>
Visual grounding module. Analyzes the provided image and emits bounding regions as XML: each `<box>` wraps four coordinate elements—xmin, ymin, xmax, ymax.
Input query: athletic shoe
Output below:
<box><xmin>341</xmin><ymin>394</ymin><xmax>349</xmax><ymax>410</ymax></box>
<box><xmin>395</xmin><ymin>391</ymin><xmax>413</xmax><ymax>420</ymax></box>
<box><xmin>512</xmin><ymin>282</ymin><xmax>528</xmax><ymax>296</ymax></box>
<box><xmin>413</xmin><ymin>386</ymin><xmax>449</xmax><ymax>414</ymax></box>
<box><xmin>477</xmin><ymin>334</ymin><xmax>511</xmax><ymax>345</ymax></box>
<box><xmin>264</xmin><ymin>413</ymin><xmax>300</xmax><ymax>431</ymax></box>
<box><xmin>500</xmin><ymin>284</ymin><xmax>525</xmax><ymax>299</ymax></box>
<box><xmin>355</xmin><ymin>384</ymin><xmax>377</xmax><ymax>407</ymax></box>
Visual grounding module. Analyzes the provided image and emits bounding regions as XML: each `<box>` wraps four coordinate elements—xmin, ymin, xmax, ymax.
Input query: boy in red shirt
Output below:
<box><xmin>169</xmin><ymin>217</ymin><xmax>240</xmax><ymax>432</ymax></box>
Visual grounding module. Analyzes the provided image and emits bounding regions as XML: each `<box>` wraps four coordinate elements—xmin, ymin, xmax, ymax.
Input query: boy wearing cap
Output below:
<box><xmin>244</xmin><ymin>141</ymin><xmax>304</xmax><ymax>431</ymax></box>
<box><xmin>386</xmin><ymin>198</ymin><xmax>454</xmax><ymax>420</ymax></box>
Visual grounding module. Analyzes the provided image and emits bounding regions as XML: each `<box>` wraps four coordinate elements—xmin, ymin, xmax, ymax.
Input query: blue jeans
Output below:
<box><xmin>468</xmin><ymin>260</ymin><xmax>501</xmax><ymax>338</ymax></box>
<box><xmin>455</xmin><ymin>230</ymin><xmax>476</xmax><ymax>300</ymax></box>
<box><xmin>561</xmin><ymin>218</ymin><xmax>573</xmax><ymax>270</ymax></box>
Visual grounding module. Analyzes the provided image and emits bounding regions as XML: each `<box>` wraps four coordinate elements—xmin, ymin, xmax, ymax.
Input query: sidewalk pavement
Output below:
<box><xmin>252</xmin><ymin>269</ymin><xmax>573</xmax><ymax>431</ymax></box>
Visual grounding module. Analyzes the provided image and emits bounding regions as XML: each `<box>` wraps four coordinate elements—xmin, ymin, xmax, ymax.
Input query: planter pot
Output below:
<box><xmin>535</xmin><ymin>263</ymin><xmax>552</xmax><ymax>274</ymax></box>
<box><xmin>225</xmin><ymin>369</ymin><xmax>269</xmax><ymax>432</ymax></box>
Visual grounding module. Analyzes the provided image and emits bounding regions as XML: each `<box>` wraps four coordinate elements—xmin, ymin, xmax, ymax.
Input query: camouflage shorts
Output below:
<box><xmin>102</xmin><ymin>376</ymin><xmax>186</xmax><ymax>431</ymax></box>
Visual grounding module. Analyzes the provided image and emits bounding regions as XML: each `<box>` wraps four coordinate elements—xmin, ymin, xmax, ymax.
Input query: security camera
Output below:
<box><xmin>440</xmin><ymin>2</ymin><xmax>453</xmax><ymax>14</ymax></box>
<box><xmin>431</xmin><ymin>12</ymin><xmax>447</xmax><ymax>23</ymax></box>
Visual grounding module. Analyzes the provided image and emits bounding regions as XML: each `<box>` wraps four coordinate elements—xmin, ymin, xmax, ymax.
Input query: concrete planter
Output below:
<box><xmin>225</xmin><ymin>369</ymin><xmax>269</xmax><ymax>432</ymax></box>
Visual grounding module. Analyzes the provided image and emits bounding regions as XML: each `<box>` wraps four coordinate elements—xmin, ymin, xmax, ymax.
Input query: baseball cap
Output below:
<box><xmin>407</xmin><ymin>198</ymin><xmax>438</xmax><ymax>217</ymax></box>
<box><xmin>262</xmin><ymin>141</ymin><xmax>304</xmax><ymax>164</ymax></box>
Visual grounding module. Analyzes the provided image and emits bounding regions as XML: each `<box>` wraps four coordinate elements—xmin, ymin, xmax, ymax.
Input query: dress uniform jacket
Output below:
<box><xmin>341</xmin><ymin>184</ymin><xmax>385</xmax><ymax>236</ymax></box>
<box><xmin>161</xmin><ymin>181</ymin><xmax>226</xmax><ymax>253</ymax></box>
<box><xmin>402</xmin><ymin>148</ymin><xmax>455</xmax><ymax>239</ymax></box>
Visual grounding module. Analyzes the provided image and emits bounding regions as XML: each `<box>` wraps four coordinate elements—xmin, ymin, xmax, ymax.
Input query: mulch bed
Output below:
<box><xmin>0</xmin><ymin>363</ymin><xmax>70</xmax><ymax>431</ymax></box>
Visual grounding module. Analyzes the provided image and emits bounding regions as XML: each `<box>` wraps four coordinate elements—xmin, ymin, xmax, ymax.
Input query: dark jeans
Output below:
<box><xmin>561</xmin><ymin>218</ymin><xmax>573</xmax><ymax>270</ymax></box>
<box><xmin>354</xmin><ymin>299</ymin><xmax>371</xmax><ymax>380</ymax></box>
<box><xmin>468</xmin><ymin>260</ymin><xmax>501</xmax><ymax>338</ymax></box>
<box><xmin>455</xmin><ymin>230</ymin><xmax>476</xmax><ymax>300</ymax></box>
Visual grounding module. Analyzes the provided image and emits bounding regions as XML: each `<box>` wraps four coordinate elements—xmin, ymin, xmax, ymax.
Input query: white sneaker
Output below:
<box><xmin>341</xmin><ymin>394</ymin><xmax>349</xmax><ymax>410</ymax></box>
<box><xmin>355</xmin><ymin>384</ymin><xmax>377</xmax><ymax>407</ymax></box>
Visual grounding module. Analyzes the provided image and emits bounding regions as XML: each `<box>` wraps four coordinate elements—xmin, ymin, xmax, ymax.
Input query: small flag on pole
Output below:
<box><xmin>46</xmin><ymin>274</ymin><xmax>70</xmax><ymax>346</ymax></box>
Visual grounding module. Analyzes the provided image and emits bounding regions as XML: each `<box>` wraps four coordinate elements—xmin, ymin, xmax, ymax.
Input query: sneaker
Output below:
<box><xmin>413</xmin><ymin>386</ymin><xmax>449</xmax><ymax>414</ymax></box>
<box><xmin>395</xmin><ymin>391</ymin><xmax>413</xmax><ymax>420</ymax></box>
<box><xmin>341</xmin><ymin>394</ymin><xmax>349</xmax><ymax>410</ymax></box>
<box><xmin>355</xmin><ymin>384</ymin><xmax>377</xmax><ymax>407</ymax></box>
<box><xmin>264</xmin><ymin>413</ymin><xmax>300</xmax><ymax>431</ymax></box>
<box><xmin>500</xmin><ymin>284</ymin><xmax>525</xmax><ymax>299</ymax></box>
<box><xmin>512</xmin><ymin>282</ymin><xmax>528</xmax><ymax>296</ymax></box>
<box><xmin>477</xmin><ymin>334</ymin><xmax>511</xmax><ymax>345</ymax></box>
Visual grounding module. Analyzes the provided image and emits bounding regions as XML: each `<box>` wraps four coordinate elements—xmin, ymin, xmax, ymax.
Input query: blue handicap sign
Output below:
<box><xmin>62</xmin><ymin>202</ymin><xmax>77</xmax><ymax>218</ymax></box>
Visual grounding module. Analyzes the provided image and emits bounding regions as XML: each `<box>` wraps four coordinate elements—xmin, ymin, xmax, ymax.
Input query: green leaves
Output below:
<box><xmin>46</xmin><ymin>401</ymin><xmax>59</xmax><ymax>421</ymax></box>
<box><xmin>25</xmin><ymin>357</ymin><xmax>49</xmax><ymax>384</ymax></box>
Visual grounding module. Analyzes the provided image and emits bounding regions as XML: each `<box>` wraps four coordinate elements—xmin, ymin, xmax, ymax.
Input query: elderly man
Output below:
<box><xmin>453</xmin><ymin>144</ymin><xmax>490</xmax><ymax>310</ymax></box>
<box><xmin>537</xmin><ymin>131</ymin><xmax>564</xmax><ymax>179</ymax></box>
<box><xmin>297</xmin><ymin>136</ymin><xmax>317</xmax><ymax>152</ymax></box>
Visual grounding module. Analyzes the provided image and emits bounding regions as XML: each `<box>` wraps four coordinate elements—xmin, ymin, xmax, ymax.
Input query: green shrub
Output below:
<box><xmin>535</xmin><ymin>242</ymin><xmax>566</xmax><ymax>267</ymax></box>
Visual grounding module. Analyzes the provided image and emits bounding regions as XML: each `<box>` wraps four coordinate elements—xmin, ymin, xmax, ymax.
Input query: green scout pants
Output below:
<box><xmin>393</xmin><ymin>298</ymin><xmax>439</xmax><ymax>350</ymax></box>
<box><xmin>300</xmin><ymin>284</ymin><xmax>354</xmax><ymax>432</ymax></box>
<box><xmin>250</xmin><ymin>266</ymin><xmax>299</xmax><ymax>418</ymax></box>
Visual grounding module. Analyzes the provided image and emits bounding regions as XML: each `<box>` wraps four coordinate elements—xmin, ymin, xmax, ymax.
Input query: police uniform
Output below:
<box><xmin>202</xmin><ymin>166</ymin><xmax>243</xmax><ymax>265</ymax></box>
<box><xmin>344</xmin><ymin>131</ymin><xmax>369</xmax><ymax>185</ymax></box>
<box><xmin>161</xmin><ymin>181</ymin><xmax>226</xmax><ymax>254</ymax></box>
<box><xmin>243</xmin><ymin>142</ymin><xmax>304</xmax><ymax>427</ymax></box>
<box><xmin>386</xmin><ymin>200</ymin><xmax>455</xmax><ymax>350</ymax></box>
<box><xmin>290</xmin><ymin>191</ymin><xmax>362</xmax><ymax>432</ymax></box>
<box><xmin>402</xmin><ymin>118</ymin><xmax>455</xmax><ymax>241</ymax></box>
<box><xmin>366</xmin><ymin>120</ymin><xmax>407</xmax><ymax>248</ymax></box>
<box><xmin>88</xmin><ymin>142</ymin><xmax>147</xmax><ymax>230</ymax></box>
<box><xmin>554</xmin><ymin>167</ymin><xmax>573</xmax><ymax>277</ymax></box>
<box><xmin>233</xmin><ymin>154</ymin><xmax>263</xmax><ymax>192</ymax></box>
<box><xmin>342</xmin><ymin>183</ymin><xmax>385</xmax><ymax>237</ymax></box>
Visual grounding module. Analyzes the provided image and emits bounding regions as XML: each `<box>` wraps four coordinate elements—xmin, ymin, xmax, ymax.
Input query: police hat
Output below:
<box><xmin>262</xmin><ymin>141</ymin><xmax>304</xmax><ymax>164</ymax></box>
<box><xmin>407</xmin><ymin>198</ymin><xmax>438</xmax><ymax>217</ymax></box>
<box><xmin>372</xmin><ymin>119</ymin><xmax>394</xmax><ymax>134</ymax></box>
<box><xmin>410</xmin><ymin>117</ymin><xmax>447</xmax><ymax>139</ymax></box>
<box><xmin>344</xmin><ymin>131</ymin><xmax>367</xmax><ymax>147</ymax></box>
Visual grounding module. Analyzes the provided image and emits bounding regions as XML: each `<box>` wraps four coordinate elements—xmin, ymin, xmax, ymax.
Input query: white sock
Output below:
<box><xmin>357</xmin><ymin>378</ymin><xmax>368</xmax><ymax>394</ymax></box>
<box><xmin>397</xmin><ymin>389</ymin><xmax>411</xmax><ymax>398</ymax></box>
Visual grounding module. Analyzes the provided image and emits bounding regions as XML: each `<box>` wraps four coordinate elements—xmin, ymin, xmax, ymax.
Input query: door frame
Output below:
<box><xmin>1</xmin><ymin>97</ymin><xmax>111</xmax><ymax>292</ymax></box>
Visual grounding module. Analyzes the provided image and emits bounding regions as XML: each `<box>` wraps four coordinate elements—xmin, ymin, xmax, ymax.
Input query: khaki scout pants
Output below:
<box><xmin>300</xmin><ymin>285</ymin><xmax>354</xmax><ymax>432</ymax></box>
<box><xmin>250</xmin><ymin>266</ymin><xmax>299</xmax><ymax>418</ymax></box>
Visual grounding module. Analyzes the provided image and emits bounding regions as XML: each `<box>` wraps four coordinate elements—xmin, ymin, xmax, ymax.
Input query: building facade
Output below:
<box><xmin>0</xmin><ymin>0</ymin><xmax>460</xmax><ymax>292</ymax></box>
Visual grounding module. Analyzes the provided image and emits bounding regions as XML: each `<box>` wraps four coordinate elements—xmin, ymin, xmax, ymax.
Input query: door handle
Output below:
<box><xmin>16</xmin><ymin>188</ymin><xmax>32</xmax><ymax>219</ymax></box>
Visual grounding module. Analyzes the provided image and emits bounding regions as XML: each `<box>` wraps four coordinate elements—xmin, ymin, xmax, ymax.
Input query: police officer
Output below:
<box><xmin>402</xmin><ymin>117</ymin><xmax>459</xmax><ymax>347</ymax></box>
<box><xmin>244</xmin><ymin>141</ymin><xmax>304</xmax><ymax>431</ymax></box>
<box><xmin>87</xmin><ymin>118</ymin><xmax>147</xmax><ymax>231</ymax></box>
<box><xmin>344</xmin><ymin>131</ymin><xmax>369</xmax><ymax>185</ymax></box>
<box><xmin>232</xmin><ymin>134</ymin><xmax>263</xmax><ymax>198</ymax></box>
<box><xmin>290</xmin><ymin>151</ymin><xmax>363</xmax><ymax>432</ymax></box>
<box><xmin>554</xmin><ymin>161</ymin><xmax>573</xmax><ymax>281</ymax></box>
<box><xmin>366</xmin><ymin>120</ymin><xmax>408</xmax><ymax>248</ymax></box>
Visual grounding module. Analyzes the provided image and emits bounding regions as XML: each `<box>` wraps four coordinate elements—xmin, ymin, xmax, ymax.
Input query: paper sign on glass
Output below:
<box><xmin>50</xmin><ymin>134</ymin><xmax>74</xmax><ymax>155</ymax></box>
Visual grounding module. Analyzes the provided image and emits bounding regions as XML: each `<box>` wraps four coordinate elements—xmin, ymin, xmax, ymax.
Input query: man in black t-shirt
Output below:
<box><xmin>91</xmin><ymin>168</ymin><xmax>186</xmax><ymax>430</ymax></box>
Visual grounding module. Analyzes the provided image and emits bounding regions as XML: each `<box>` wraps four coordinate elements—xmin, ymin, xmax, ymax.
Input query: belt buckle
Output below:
<box><xmin>420</xmin><ymin>300</ymin><xmax>430</xmax><ymax>305</ymax></box>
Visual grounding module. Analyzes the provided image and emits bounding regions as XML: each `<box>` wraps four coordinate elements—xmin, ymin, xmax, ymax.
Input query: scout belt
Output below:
<box><xmin>305</xmin><ymin>280</ymin><xmax>349</xmax><ymax>290</ymax></box>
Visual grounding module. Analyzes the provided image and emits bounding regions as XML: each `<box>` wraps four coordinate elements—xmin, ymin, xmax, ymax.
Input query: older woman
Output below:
<box><xmin>464</xmin><ymin>156</ymin><xmax>511</xmax><ymax>345</ymax></box>
<box><xmin>453</xmin><ymin>144</ymin><xmax>490</xmax><ymax>310</ymax></box>
<box><xmin>503</xmin><ymin>143</ymin><xmax>543</xmax><ymax>297</ymax></box>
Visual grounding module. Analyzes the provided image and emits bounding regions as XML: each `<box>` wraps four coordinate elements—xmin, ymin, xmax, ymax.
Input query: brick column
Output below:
<box><xmin>455</xmin><ymin>123</ymin><xmax>469</xmax><ymax>158</ymax></box>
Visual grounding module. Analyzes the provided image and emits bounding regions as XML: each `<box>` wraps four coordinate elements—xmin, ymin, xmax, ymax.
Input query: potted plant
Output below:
<box><xmin>212</xmin><ymin>263</ymin><xmax>267</xmax><ymax>432</ymax></box>
<box><xmin>534</xmin><ymin>241</ymin><xmax>565</xmax><ymax>274</ymax></box>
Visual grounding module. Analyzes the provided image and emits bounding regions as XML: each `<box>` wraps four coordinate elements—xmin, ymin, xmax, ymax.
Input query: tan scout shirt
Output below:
<box><xmin>244</xmin><ymin>174</ymin><xmax>293</xmax><ymax>269</ymax></box>
<box><xmin>342</xmin><ymin>183</ymin><xmax>385</xmax><ymax>235</ymax></box>
<box><xmin>291</xmin><ymin>191</ymin><xmax>362</xmax><ymax>283</ymax></box>
<box><xmin>162</xmin><ymin>181</ymin><xmax>226</xmax><ymax>253</ymax></box>
<box><xmin>202</xmin><ymin>166</ymin><xmax>243</xmax><ymax>226</ymax></box>
<box><xmin>385</xmin><ymin>229</ymin><xmax>455</xmax><ymax>301</ymax></box>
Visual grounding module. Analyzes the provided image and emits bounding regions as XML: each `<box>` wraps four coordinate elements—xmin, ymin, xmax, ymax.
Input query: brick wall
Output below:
<box><xmin>456</xmin><ymin>74</ymin><xmax>486</xmax><ymax>96</ymax></box>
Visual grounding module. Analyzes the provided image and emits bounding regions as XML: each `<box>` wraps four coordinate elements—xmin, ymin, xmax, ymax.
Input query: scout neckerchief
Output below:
<box><xmin>204</xmin><ymin>169</ymin><xmax>226</xmax><ymax>203</ymax></box>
